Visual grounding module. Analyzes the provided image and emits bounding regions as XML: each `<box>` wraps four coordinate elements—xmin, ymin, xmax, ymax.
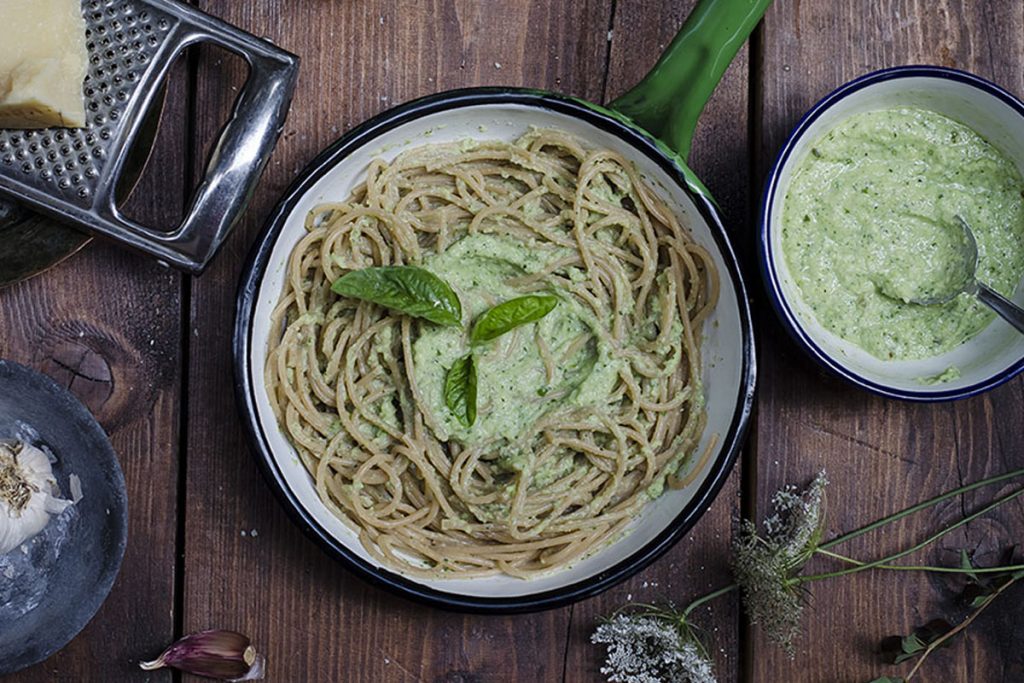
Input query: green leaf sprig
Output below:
<box><xmin>871</xmin><ymin>547</ymin><xmax>1023</xmax><ymax>682</ymax></box>
<box><xmin>443</xmin><ymin>354</ymin><xmax>477</xmax><ymax>428</ymax></box>
<box><xmin>331</xmin><ymin>266</ymin><xmax>462</xmax><ymax>327</ymax></box>
<box><xmin>470</xmin><ymin>294</ymin><xmax>559</xmax><ymax>344</ymax></box>
<box><xmin>330</xmin><ymin>266</ymin><xmax>558</xmax><ymax>429</ymax></box>
<box><xmin>593</xmin><ymin>467</ymin><xmax>1024</xmax><ymax>683</ymax></box>
<box><xmin>445</xmin><ymin>294</ymin><xmax>558</xmax><ymax>427</ymax></box>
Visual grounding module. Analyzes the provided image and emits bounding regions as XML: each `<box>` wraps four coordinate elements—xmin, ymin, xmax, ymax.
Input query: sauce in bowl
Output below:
<box><xmin>782</xmin><ymin>107</ymin><xmax>1024</xmax><ymax>360</ymax></box>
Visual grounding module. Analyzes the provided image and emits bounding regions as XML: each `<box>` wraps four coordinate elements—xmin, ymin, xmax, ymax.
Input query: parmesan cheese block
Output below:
<box><xmin>0</xmin><ymin>0</ymin><xmax>90</xmax><ymax>129</ymax></box>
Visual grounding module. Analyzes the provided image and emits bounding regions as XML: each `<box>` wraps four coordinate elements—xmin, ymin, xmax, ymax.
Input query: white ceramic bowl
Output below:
<box><xmin>760</xmin><ymin>66</ymin><xmax>1024</xmax><ymax>400</ymax></box>
<box><xmin>235</xmin><ymin>89</ymin><xmax>755</xmax><ymax>611</ymax></box>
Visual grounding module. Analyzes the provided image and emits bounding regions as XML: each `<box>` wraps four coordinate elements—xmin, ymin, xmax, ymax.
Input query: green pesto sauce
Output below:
<box><xmin>917</xmin><ymin>365</ymin><xmax>962</xmax><ymax>385</ymax></box>
<box><xmin>412</xmin><ymin>233</ymin><xmax>622</xmax><ymax>446</ymax></box>
<box><xmin>782</xmin><ymin>108</ymin><xmax>1024</xmax><ymax>360</ymax></box>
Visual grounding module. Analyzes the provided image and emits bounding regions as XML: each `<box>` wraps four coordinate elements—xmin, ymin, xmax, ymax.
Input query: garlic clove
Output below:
<box><xmin>139</xmin><ymin>630</ymin><xmax>265</xmax><ymax>681</ymax></box>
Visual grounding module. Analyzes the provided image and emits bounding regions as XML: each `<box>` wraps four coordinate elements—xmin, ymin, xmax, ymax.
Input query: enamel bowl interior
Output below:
<box><xmin>764</xmin><ymin>70</ymin><xmax>1024</xmax><ymax>398</ymax></box>
<box><xmin>244</xmin><ymin>99</ymin><xmax>751</xmax><ymax>604</ymax></box>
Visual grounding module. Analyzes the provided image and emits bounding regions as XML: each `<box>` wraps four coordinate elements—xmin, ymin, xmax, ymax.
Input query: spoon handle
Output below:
<box><xmin>977</xmin><ymin>282</ymin><xmax>1024</xmax><ymax>335</ymax></box>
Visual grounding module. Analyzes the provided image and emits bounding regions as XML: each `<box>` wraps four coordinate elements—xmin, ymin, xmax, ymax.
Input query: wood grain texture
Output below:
<box><xmin>754</xmin><ymin>2</ymin><xmax>1024</xmax><ymax>681</ymax></box>
<box><xmin>183</xmin><ymin>2</ymin><xmax>614</xmax><ymax>682</ymax></box>
<box><xmin>0</xmin><ymin>61</ymin><xmax>190</xmax><ymax>681</ymax></box>
<box><xmin>564</xmin><ymin>1</ymin><xmax>749</xmax><ymax>682</ymax></box>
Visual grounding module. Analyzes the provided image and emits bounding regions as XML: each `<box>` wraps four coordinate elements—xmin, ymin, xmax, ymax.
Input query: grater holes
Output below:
<box><xmin>2</xmin><ymin>0</ymin><xmax>176</xmax><ymax>202</ymax></box>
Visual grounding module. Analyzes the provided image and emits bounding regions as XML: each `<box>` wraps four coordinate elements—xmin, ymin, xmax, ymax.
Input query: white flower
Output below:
<box><xmin>591</xmin><ymin>613</ymin><xmax>717</xmax><ymax>683</ymax></box>
<box><xmin>731</xmin><ymin>471</ymin><xmax>828</xmax><ymax>655</ymax></box>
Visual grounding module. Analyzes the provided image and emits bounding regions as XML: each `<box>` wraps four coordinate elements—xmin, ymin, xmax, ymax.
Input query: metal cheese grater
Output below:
<box><xmin>0</xmin><ymin>0</ymin><xmax>299</xmax><ymax>274</ymax></box>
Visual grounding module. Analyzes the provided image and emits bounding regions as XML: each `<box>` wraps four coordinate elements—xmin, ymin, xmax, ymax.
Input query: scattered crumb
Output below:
<box><xmin>69</xmin><ymin>474</ymin><xmax>83</xmax><ymax>503</ymax></box>
<box><xmin>240</xmin><ymin>530</ymin><xmax>248</xmax><ymax>537</ymax></box>
<box><xmin>494</xmin><ymin>62</ymin><xmax>502</xmax><ymax>69</ymax></box>
<box><xmin>250</xmin><ymin>528</ymin><xmax>258</xmax><ymax>537</ymax></box>
<box><xmin>607</xmin><ymin>30</ymin><xmax>614</xmax><ymax>41</ymax></box>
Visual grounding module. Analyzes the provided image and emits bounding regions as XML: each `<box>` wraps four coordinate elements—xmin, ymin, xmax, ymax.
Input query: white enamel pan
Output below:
<box><xmin>234</xmin><ymin>0</ymin><xmax>764</xmax><ymax>612</ymax></box>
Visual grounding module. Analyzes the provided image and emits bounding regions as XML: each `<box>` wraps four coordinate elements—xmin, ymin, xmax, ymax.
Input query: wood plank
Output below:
<box><xmin>754</xmin><ymin>2</ymin><xmax>1024</xmax><ymax>681</ymax></box>
<box><xmin>0</xmin><ymin>62</ymin><xmax>190</xmax><ymax>680</ymax></box>
<box><xmin>182</xmin><ymin>2</ymin><xmax>614</xmax><ymax>681</ymax></box>
<box><xmin>564</xmin><ymin>1</ymin><xmax>750</xmax><ymax>682</ymax></box>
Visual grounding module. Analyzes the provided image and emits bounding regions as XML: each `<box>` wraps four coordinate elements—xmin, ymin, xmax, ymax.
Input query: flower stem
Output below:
<box><xmin>904</xmin><ymin>574</ymin><xmax>1019</xmax><ymax>680</ymax></box>
<box><xmin>816</xmin><ymin>548</ymin><xmax>1024</xmax><ymax>574</ymax></box>
<box><xmin>796</xmin><ymin>486</ymin><xmax>1024</xmax><ymax>584</ymax></box>
<box><xmin>818</xmin><ymin>467</ymin><xmax>1024</xmax><ymax>551</ymax></box>
<box><xmin>682</xmin><ymin>583</ymin><xmax>738</xmax><ymax>618</ymax></box>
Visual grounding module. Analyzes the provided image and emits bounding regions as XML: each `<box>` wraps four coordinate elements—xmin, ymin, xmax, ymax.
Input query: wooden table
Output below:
<box><xmin>4</xmin><ymin>1</ymin><xmax>1022</xmax><ymax>681</ymax></box>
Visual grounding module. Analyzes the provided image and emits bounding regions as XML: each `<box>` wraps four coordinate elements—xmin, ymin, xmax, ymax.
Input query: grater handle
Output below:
<box><xmin>169</xmin><ymin>45</ymin><xmax>299</xmax><ymax>272</ymax></box>
<box><xmin>107</xmin><ymin>29</ymin><xmax>299</xmax><ymax>274</ymax></box>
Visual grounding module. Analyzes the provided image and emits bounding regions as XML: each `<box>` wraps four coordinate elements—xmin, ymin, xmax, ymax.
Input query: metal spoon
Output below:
<box><xmin>906</xmin><ymin>216</ymin><xmax>1024</xmax><ymax>334</ymax></box>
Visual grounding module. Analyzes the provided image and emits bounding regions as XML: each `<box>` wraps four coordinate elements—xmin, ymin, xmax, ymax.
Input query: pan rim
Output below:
<box><xmin>234</xmin><ymin>87</ymin><xmax>756</xmax><ymax>613</ymax></box>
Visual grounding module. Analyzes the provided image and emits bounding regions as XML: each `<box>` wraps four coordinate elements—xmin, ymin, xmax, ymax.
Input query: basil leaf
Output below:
<box><xmin>470</xmin><ymin>294</ymin><xmax>558</xmax><ymax>344</ymax></box>
<box><xmin>331</xmin><ymin>266</ymin><xmax>462</xmax><ymax>327</ymax></box>
<box><xmin>444</xmin><ymin>354</ymin><xmax>477</xmax><ymax>427</ymax></box>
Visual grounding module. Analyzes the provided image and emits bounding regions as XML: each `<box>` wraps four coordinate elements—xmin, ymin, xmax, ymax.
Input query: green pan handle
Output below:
<box><xmin>611</xmin><ymin>0</ymin><xmax>772</xmax><ymax>165</ymax></box>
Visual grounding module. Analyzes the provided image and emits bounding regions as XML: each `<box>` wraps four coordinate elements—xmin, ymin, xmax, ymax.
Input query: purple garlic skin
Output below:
<box><xmin>140</xmin><ymin>629</ymin><xmax>265</xmax><ymax>681</ymax></box>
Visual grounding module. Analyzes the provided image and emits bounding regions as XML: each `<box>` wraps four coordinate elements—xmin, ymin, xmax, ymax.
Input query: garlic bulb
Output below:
<box><xmin>0</xmin><ymin>441</ymin><xmax>72</xmax><ymax>554</ymax></box>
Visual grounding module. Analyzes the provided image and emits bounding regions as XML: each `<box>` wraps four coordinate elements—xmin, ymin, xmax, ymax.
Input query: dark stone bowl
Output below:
<box><xmin>0</xmin><ymin>360</ymin><xmax>127</xmax><ymax>675</ymax></box>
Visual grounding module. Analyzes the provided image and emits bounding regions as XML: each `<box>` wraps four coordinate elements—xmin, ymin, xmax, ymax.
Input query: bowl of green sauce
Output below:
<box><xmin>760</xmin><ymin>66</ymin><xmax>1024</xmax><ymax>400</ymax></box>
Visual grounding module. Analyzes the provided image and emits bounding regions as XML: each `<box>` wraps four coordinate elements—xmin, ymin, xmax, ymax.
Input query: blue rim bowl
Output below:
<box><xmin>759</xmin><ymin>65</ymin><xmax>1024</xmax><ymax>402</ymax></box>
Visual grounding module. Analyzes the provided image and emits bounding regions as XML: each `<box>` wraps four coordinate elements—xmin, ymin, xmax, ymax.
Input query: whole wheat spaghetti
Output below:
<box><xmin>266</xmin><ymin>129</ymin><xmax>718</xmax><ymax>578</ymax></box>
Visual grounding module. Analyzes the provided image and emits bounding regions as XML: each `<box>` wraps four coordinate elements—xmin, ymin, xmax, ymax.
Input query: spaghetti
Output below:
<box><xmin>266</xmin><ymin>129</ymin><xmax>718</xmax><ymax>578</ymax></box>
